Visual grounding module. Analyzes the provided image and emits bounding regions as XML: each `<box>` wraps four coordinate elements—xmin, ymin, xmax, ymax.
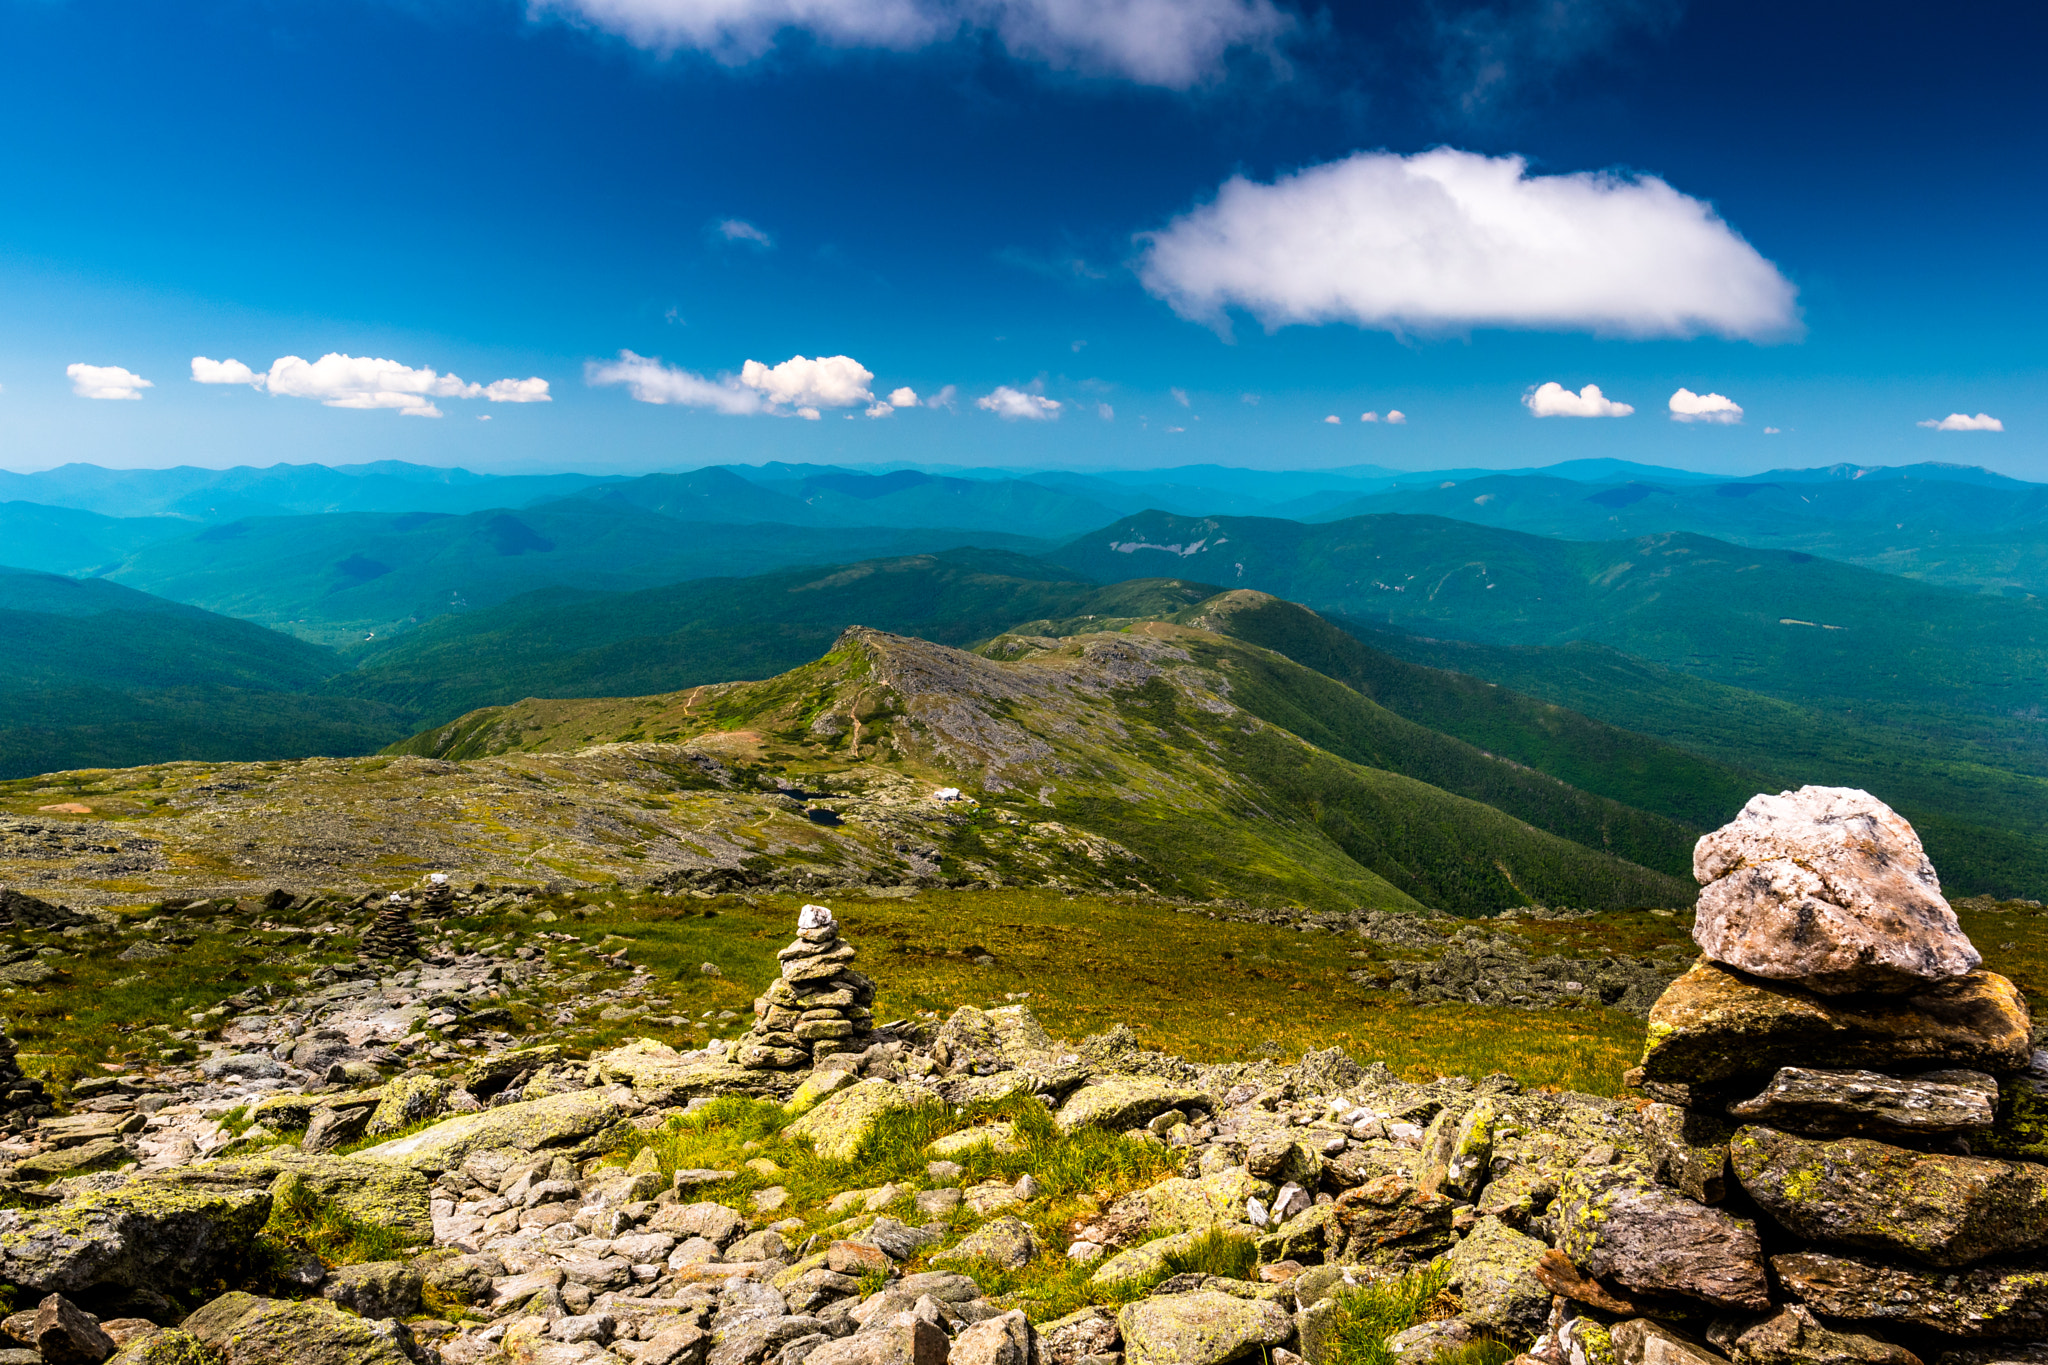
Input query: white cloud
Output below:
<box><xmin>1919</xmin><ymin>412</ymin><xmax>2004</xmax><ymax>432</ymax></box>
<box><xmin>865</xmin><ymin>401</ymin><xmax>894</xmax><ymax>418</ymax></box>
<box><xmin>1139</xmin><ymin>149</ymin><xmax>1798</xmax><ymax>340</ymax></box>
<box><xmin>1524</xmin><ymin>382</ymin><xmax>1633</xmax><ymax>418</ymax></box>
<box><xmin>1386</xmin><ymin>409</ymin><xmax>1406</xmax><ymax>424</ymax></box>
<box><xmin>586</xmin><ymin>351</ymin><xmax>765</xmax><ymax>413</ymax></box>
<box><xmin>67</xmin><ymin>363</ymin><xmax>152</xmax><ymax>400</ymax></box>
<box><xmin>717</xmin><ymin>218</ymin><xmax>774</xmax><ymax>247</ymax></box>
<box><xmin>189</xmin><ymin>353</ymin><xmax>548</xmax><ymax>417</ymax></box>
<box><xmin>1764</xmin><ymin>426</ymin><xmax>1781</xmax><ymax>434</ymax></box>
<box><xmin>1668</xmin><ymin>387</ymin><xmax>1742</xmax><ymax>423</ymax></box>
<box><xmin>977</xmin><ymin>385</ymin><xmax>1061</xmax><ymax>420</ymax></box>
<box><xmin>538</xmin><ymin>0</ymin><xmax>1291</xmax><ymax>88</ymax></box>
<box><xmin>1360</xmin><ymin>411</ymin><xmax>1378</xmax><ymax>422</ymax></box>
<box><xmin>925</xmin><ymin>384</ymin><xmax>959</xmax><ymax>410</ymax></box>
<box><xmin>1171</xmin><ymin>386</ymin><xmax>1190</xmax><ymax>406</ymax></box>
<box><xmin>796</xmin><ymin>406</ymin><xmax>821</xmax><ymax>420</ymax></box>
<box><xmin>888</xmin><ymin>386</ymin><xmax>919</xmax><ymax>407</ymax></box>
<box><xmin>1323</xmin><ymin>414</ymin><xmax>1341</xmax><ymax>424</ymax></box>
<box><xmin>739</xmin><ymin>354</ymin><xmax>875</xmax><ymax>409</ymax></box>
<box><xmin>1098</xmin><ymin>402</ymin><xmax>1115</xmax><ymax>420</ymax></box>
<box><xmin>191</xmin><ymin>356</ymin><xmax>263</xmax><ymax>387</ymax></box>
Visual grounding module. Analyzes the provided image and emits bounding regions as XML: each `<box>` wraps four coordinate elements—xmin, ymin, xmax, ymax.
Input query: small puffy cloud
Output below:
<box><xmin>1920</xmin><ymin>412</ymin><xmax>2004</xmax><ymax>432</ymax></box>
<box><xmin>1764</xmin><ymin>426</ymin><xmax>1781</xmax><ymax>434</ymax></box>
<box><xmin>1139</xmin><ymin>149</ymin><xmax>1799</xmax><ymax>341</ymax></box>
<box><xmin>1669</xmin><ymin>387</ymin><xmax>1742</xmax><ymax>424</ymax></box>
<box><xmin>1323</xmin><ymin>414</ymin><xmax>1341</xmax><ymax>424</ymax></box>
<box><xmin>191</xmin><ymin>353</ymin><xmax>548</xmax><ymax>417</ymax></box>
<box><xmin>1386</xmin><ymin>409</ymin><xmax>1407</xmax><ymax>424</ymax></box>
<box><xmin>1098</xmin><ymin>402</ymin><xmax>1115</xmax><ymax>420</ymax></box>
<box><xmin>1171</xmin><ymin>386</ymin><xmax>1190</xmax><ymax>406</ymax></box>
<box><xmin>888</xmin><ymin>386</ymin><xmax>919</xmax><ymax>407</ymax></box>
<box><xmin>191</xmin><ymin>356</ymin><xmax>262</xmax><ymax>387</ymax></box>
<box><xmin>739</xmin><ymin>355</ymin><xmax>875</xmax><ymax>409</ymax></box>
<box><xmin>796</xmin><ymin>406</ymin><xmax>821</xmax><ymax>420</ymax></box>
<box><xmin>538</xmin><ymin>0</ymin><xmax>1292</xmax><ymax>89</ymax></box>
<box><xmin>977</xmin><ymin>385</ymin><xmax>1061</xmax><ymax>420</ymax></box>
<box><xmin>925</xmin><ymin>384</ymin><xmax>959</xmax><ymax>410</ymax></box>
<box><xmin>865</xmin><ymin>401</ymin><xmax>893</xmax><ymax>418</ymax></box>
<box><xmin>1360</xmin><ymin>411</ymin><xmax>1378</xmax><ymax>422</ymax></box>
<box><xmin>1524</xmin><ymin>382</ymin><xmax>1633</xmax><ymax>418</ymax></box>
<box><xmin>717</xmin><ymin>218</ymin><xmax>773</xmax><ymax>247</ymax></box>
<box><xmin>586</xmin><ymin>351</ymin><xmax>765</xmax><ymax>413</ymax></box>
<box><xmin>68</xmin><ymin>363</ymin><xmax>152</xmax><ymax>400</ymax></box>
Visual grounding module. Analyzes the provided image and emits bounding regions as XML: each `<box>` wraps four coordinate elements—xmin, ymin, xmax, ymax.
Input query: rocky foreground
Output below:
<box><xmin>0</xmin><ymin>787</ymin><xmax>2042</xmax><ymax>1365</ymax></box>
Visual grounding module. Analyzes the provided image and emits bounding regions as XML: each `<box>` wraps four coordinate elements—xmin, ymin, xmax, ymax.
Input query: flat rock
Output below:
<box><xmin>180</xmin><ymin>1292</ymin><xmax>415</xmax><ymax>1364</ymax></box>
<box><xmin>932</xmin><ymin>1216</ymin><xmax>1037</xmax><ymax>1271</ymax></box>
<box><xmin>782</xmin><ymin>1080</ymin><xmax>915</xmax><ymax>1161</ymax></box>
<box><xmin>1727</xmin><ymin>1067</ymin><xmax>1998</xmax><ymax>1137</ymax></box>
<box><xmin>591</xmin><ymin>1039</ymin><xmax>777</xmax><ymax>1106</ymax></box>
<box><xmin>1720</xmin><ymin>1304</ymin><xmax>1919</xmax><ymax>1365</ymax></box>
<box><xmin>349</xmin><ymin>1088</ymin><xmax>623</xmax><ymax>1175</ymax></box>
<box><xmin>0</xmin><ymin>1183</ymin><xmax>271</xmax><ymax>1298</ymax></box>
<box><xmin>1553</xmin><ymin>1166</ymin><xmax>1771</xmax><ymax>1311</ymax></box>
<box><xmin>1640</xmin><ymin>961</ymin><xmax>2030</xmax><ymax>1086</ymax></box>
<box><xmin>1328</xmin><ymin>1175</ymin><xmax>1455</xmax><ymax>1267</ymax></box>
<box><xmin>1731</xmin><ymin>1125</ymin><xmax>2048</xmax><ymax>1267</ymax></box>
<box><xmin>1118</xmin><ymin>1290</ymin><xmax>1292</xmax><ymax>1365</ymax></box>
<box><xmin>150</xmin><ymin>1152</ymin><xmax>434</xmax><ymax>1245</ymax></box>
<box><xmin>1692</xmin><ymin>786</ymin><xmax>1979</xmax><ymax>995</ymax></box>
<box><xmin>1056</xmin><ymin>1077</ymin><xmax>1207</xmax><ymax>1133</ymax></box>
<box><xmin>1775</xmin><ymin>1249</ymin><xmax>2048</xmax><ymax>1339</ymax></box>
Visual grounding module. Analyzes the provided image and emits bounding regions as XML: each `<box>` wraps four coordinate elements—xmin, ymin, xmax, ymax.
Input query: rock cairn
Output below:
<box><xmin>357</xmin><ymin>893</ymin><xmax>424</xmax><ymax>962</ymax></box>
<box><xmin>739</xmin><ymin>904</ymin><xmax>876</xmax><ymax>1070</ymax></box>
<box><xmin>1560</xmin><ymin>786</ymin><xmax>2041</xmax><ymax>1365</ymax></box>
<box><xmin>0</xmin><ymin>1027</ymin><xmax>51</xmax><ymax>1134</ymax></box>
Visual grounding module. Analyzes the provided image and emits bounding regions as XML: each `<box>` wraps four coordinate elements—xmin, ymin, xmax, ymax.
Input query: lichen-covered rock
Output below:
<box><xmin>107</xmin><ymin>1330</ymin><xmax>212</xmax><ymax>1365</ymax></box>
<box><xmin>1416</xmin><ymin>1098</ymin><xmax>1494</xmax><ymax>1200</ymax></box>
<box><xmin>950</xmin><ymin>1309</ymin><xmax>1036</xmax><ymax>1365</ymax></box>
<box><xmin>350</xmin><ymin>1087</ymin><xmax>623</xmax><ymax>1174</ymax></box>
<box><xmin>1641</xmin><ymin>1102</ymin><xmax>1732</xmax><ymax>1204</ymax></box>
<box><xmin>1692</xmin><ymin>786</ymin><xmax>1978</xmax><ymax>995</ymax></box>
<box><xmin>1727</xmin><ymin>1067</ymin><xmax>1998</xmax><ymax>1137</ymax></box>
<box><xmin>1722</xmin><ymin>1304</ymin><xmax>1919</xmax><ymax>1365</ymax></box>
<box><xmin>1114</xmin><ymin>1167</ymin><xmax>1271</xmax><ymax>1237</ymax></box>
<box><xmin>1055</xmin><ymin>1077</ymin><xmax>1208</xmax><ymax>1133</ymax></box>
<box><xmin>1553</xmin><ymin>1166</ymin><xmax>1770</xmax><ymax>1311</ymax></box>
<box><xmin>1117</xmin><ymin>1290</ymin><xmax>1292</xmax><ymax>1365</ymax></box>
<box><xmin>364</xmin><ymin>1072</ymin><xmax>452</xmax><ymax>1137</ymax></box>
<box><xmin>0</xmin><ymin>1183</ymin><xmax>270</xmax><ymax>1299</ymax></box>
<box><xmin>1444</xmin><ymin>1214</ymin><xmax>1549</xmax><ymax>1332</ymax></box>
<box><xmin>1328</xmin><ymin>1175</ymin><xmax>1455</xmax><ymax>1267</ymax></box>
<box><xmin>317</xmin><ymin>1259</ymin><xmax>422</xmax><ymax>1319</ymax></box>
<box><xmin>1730</xmin><ymin>1125</ymin><xmax>2048</xmax><ymax>1267</ymax></box>
<box><xmin>179</xmin><ymin>1292</ymin><xmax>416</xmax><ymax>1364</ymax></box>
<box><xmin>803</xmin><ymin>1318</ymin><xmax>947</xmax><ymax>1365</ymax></box>
<box><xmin>782</xmin><ymin>1079</ymin><xmax>916</xmax><ymax>1160</ymax></box>
<box><xmin>1037</xmin><ymin>1307</ymin><xmax>1118</xmax><ymax>1365</ymax></box>
<box><xmin>1089</xmin><ymin>1229</ymin><xmax>1220</xmax><ymax>1287</ymax></box>
<box><xmin>592</xmin><ymin>1039</ymin><xmax>776</xmax><ymax>1106</ymax></box>
<box><xmin>150</xmin><ymin>1151</ymin><xmax>434</xmax><ymax>1246</ymax></box>
<box><xmin>933</xmin><ymin>1216</ymin><xmax>1037</xmax><ymax>1270</ymax></box>
<box><xmin>1773</xmin><ymin>1249</ymin><xmax>2048</xmax><ymax>1339</ymax></box>
<box><xmin>1639</xmin><ymin>961</ymin><xmax>2030</xmax><ymax>1086</ymax></box>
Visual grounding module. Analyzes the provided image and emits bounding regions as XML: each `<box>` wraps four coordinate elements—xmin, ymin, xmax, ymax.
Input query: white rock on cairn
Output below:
<box><xmin>1691</xmin><ymin>785</ymin><xmax>1980</xmax><ymax>995</ymax></box>
<box><xmin>798</xmin><ymin>903</ymin><xmax>835</xmax><ymax>931</ymax></box>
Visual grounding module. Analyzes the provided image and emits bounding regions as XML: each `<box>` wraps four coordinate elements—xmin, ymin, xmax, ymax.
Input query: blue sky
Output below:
<box><xmin>0</xmin><ymin>0</ymin><xmax>2041</xmax><ymax>477</ymax></box>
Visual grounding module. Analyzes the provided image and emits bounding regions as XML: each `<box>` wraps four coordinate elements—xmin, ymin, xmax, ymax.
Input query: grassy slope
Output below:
<box><xmin>331</xmin><ymin>552</ymin><xmax>1218</xmax><ymax>727</ymax></box>
<box><xmin>394</xmin><ymin>626</ymin><xmax>1691</xmax><ymax>913</ymax></box>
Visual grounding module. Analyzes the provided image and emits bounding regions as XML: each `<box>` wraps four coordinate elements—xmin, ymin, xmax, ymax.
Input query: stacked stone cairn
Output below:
<box><xmin>357</xmin><ymin>891</ymin><xmax>424</xmax><ymax>962</ymax></box>
<box><xmin>738</xmin><ymin>904</ymin><xmax>876</xmax><ymax>1070</ymax></box>
<box><xmin>0</xmin><ymin>1025</ymin><xmax>51</xmax><ymax>1134</ymax></box>
<box><xmin>1527</xmin><ymin>786</ymin><xmax>2044</xmax><ymax>1365</ymax></box>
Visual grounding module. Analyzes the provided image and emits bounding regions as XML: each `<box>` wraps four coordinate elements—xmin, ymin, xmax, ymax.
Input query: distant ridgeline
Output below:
<box><xmin>0</xmin><ymin>457</ymin><xmax>2042</xmax><ymax>903</ymax></box>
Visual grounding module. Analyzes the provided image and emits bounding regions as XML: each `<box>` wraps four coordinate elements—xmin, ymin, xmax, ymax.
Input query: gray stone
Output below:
<box><xmin>651</xmin><ymin>1201</ymin><xmax>749</xmax><ymax>1246</ymax></box>
<box><xmin>1553</xmin><ymin>1167</ymin><xmax>1770</xmax><ymax>1311</ymax></box>
<box><xmin>802</xmin><ymin>1319</ymin><xmax>946</xmax><ymax>1365</ymax></box>
<box><xmin>179</xmin><ymin>1292</ymin><xmax>416</xmax><ymax>1364</ymax></box>
<box><xmin>349</xmin><ymin>1088</ymin><xmax>623</xmax><ymax>1174</ymax></box>
<box><xmin>710</xmin><ymin>1315</ymin><xmax>823</xmax><ymax>1365</ymax></box>
<box><xmin>1057</xmin><ymin>1077</ymin><xmax>1208</xmax><ymax>1134</ymax></box>
<box><xmin>1642</xmin><ymin>1102</ymin><xmax>1733</xmax><ymax>1204</ymax></box>
<box><xmin>0</xmin><ymin>1184</ymin><xmax>271</xmax><ymax>1299</ymax></box>
<box><xmin>1723</xmin><ymin>1305</ymin><xmax>1919</xmax><ymax>1365</ymax></box>
<box><xmin>318</xmin><ymin>1260</ymin><xmax>421</xmax><ymax>1319</ymax></box>
<box><xmin>198</xmin><ymin>1055</ymin><xmax>282</xmax><ymax>1082</ymax></box>
<box><xmin>1445</xmin><ymin>1215</ymin><xmax>1550</xmax><ymax>1333</ymax></box>
<box><xmin>1118</xmin><ymin>1291</ymin><xmax>1292</xmax><ymax>1365</ymax></box>
<box><xmin>1731</xmin><ymin>1124</ymin><xmax>2048</xmax><ymax>1267</ymax></box>
<box><xmin>420</xmin><ymin>1251</ymin><xmax>503</xmax><ymax>1305</ymax></box>
<box><xmin>1727</xmin><ymin>1067</ymin><xmax>1998</xmax><ymax>1137</ymax></box>
<box><xmin>1774</xmin><ymin>1249</ymin><xmax>2048</xmax><ymax>1338</ymax></box>
<box><xmin>950</xmin><ymin>1311</ymin><xmax>1035</xmax><ymax>1365</ymax></box>
<box><xmin>1037</xmin><ymin>1308</ymin><xmax>1118</xmax><ymax>1365</ymax></box>
<box><xmin>933</xmin><ymin>1217</ymin><xmax>1037</xmax><ymax>1271</ymax></box>
<box><xmin>865</xmin><ymin>1218</ymin><xmax>936</xmax><ymax>1262</ymax></box>
<box><xmin>299</xmin><ymin>1104</ymin><xmax>372</xmax><ymax>1155</ymax></box>
<box><xmin>1385</xmin><ymin>1320</ymin><xmax>1472</xmax><ymax>1361</ymax></box>
<box><xmin>1692</xmin><ymin>787</ymin><xmax>1979</xmax><ymax>995</ymax></box>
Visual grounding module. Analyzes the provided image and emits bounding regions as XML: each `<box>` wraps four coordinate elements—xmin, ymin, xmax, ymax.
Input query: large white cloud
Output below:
<box><xmin>1919</xmin><ymin>412</ymin><xmax>2004</xmax><ymax>432</ymax></box>
<box><xmin>1524</xmin><ymin>382</ymin><xmax>1633</xmax><ymax>418</ymax></box>
<box><xmin>739</xmin><ymin>354</ymin><xmax>874</xmax><ymax>409</ymax></box>
<box><xmin>192</xmin><ymin>353</ymin><xmax>550</xmax><ymax>418</ymax></box>
<box><xmin>1668</xmin><ymin>387</ymin><xmax>1742</xmax><ymax>423</ymax></box>
<box><xmin>67</xmin><ymin>363</ymin><xmax>152</xmax><ymax>400</ymax></box>
<box><xmin>1139</xmin><ymin>149</ymin><xmax>1799</xmax><ymax>340</ymax></box>
<box><xmin>538</xmin><ymin>0</ymin><xmax>1289</xmax><ymax>87</ymax></box>
<box><xmin>977</xmin><ymin>385</ymin><xmax>1061</xmax><ymax>420</ymax></box>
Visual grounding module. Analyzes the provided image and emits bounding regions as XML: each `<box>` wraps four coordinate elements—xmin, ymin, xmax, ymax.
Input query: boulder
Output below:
<box><xmin>0</xmin><ymin>1184</ymin><xmax>270</xmax><ymax>1299</ymax></box>
<box><xmin>1444</xmin><ymin>1215</ymin><xmax>1550</xmax><ymax>1333</ymax></box>
<box><xmin>1385</xmin><ymin>1320</ymin><xmax>1472</xmax><ymax>1361</ymax></box>
<box><xmin>1415</xmin><ymin>1099</ymin><xmax>1493</xmax><ymax>1201</ymax></box>
<box><xmin>1327</xmin><ymin>1175</ymin><xmax>1454</xmax><ymax>1267</ymax></box>
<box><xmin>1055</xmin><ymin>1078</ymin><xmax>1208</xmax><ymax>1134</ymax></box>
<box><xmin>783</xmin><ymin>1080</ymin><xmax>917</xmax><ymax>1161</ymax></box>
<box><xmin>950</xmin><ymin>1311</ymin><xmax>1036</xmax><ymax>1365</ymax></box>
<box><xmin>592</xmin><ymin>1039</ymin><xmax>776</xmax><ymax>1106</ymax></box>
<box><xmin>151</xmin><ymin>1151</ymin><xmax>433</xmax><ymax>1246</ymax></box>
<box><xmin>1117</xmin><ymin>1168</ymin><xmax>1271</xmax><ymax>1237</ymax></box>
<box><xmin>364</xmin><ymin>1072</ymin><xmax>451</xmax><ymax>1137</ymax></box>
<box><xmin>179</xmin><ymin>1293</ymin><xmax>416</xmax><ymax>1364</ymax></box>
<box><xmin>1639</xmin><ymin>962</ymin><xmax>2030</xmax><ymax>1086</ymax></box>
<box><xmin>1774</xmin><ymin>1250</ymin><xmax>2048</xmax><ymax>1338</ymax></box>
<box><xmin>31</xmin><ymin>1294</ymin><xmax>116</xmax><ymax>1365</ymax></box>
<box><xmin>1730</xmin><ymin>1125</ymin><xmax>2048</xmax><ymax>1267</ymax></box>
<box><xmin>1553</xmin><ymin>1167</ymin><xmax>1771</xmax><ymax>1311</ymax></box>
<box><xmin>1720</xmin><ymin>1304</ymin><xmax>1919</xmax><ymax>1365</ymax></box>
<box><xmin>932</xmin><ymin>1217</ymin><xmax>1037</xmax><ymax>1271</ymax></box>
<box><xmin>299</xmin><ymin>1104</ymin><xmax>373</xmax><ymax>1155</ymax></box>
<box><xmin>1641</xmin><ymin>1103</ymin><xmax>1733</xmax><ymax>1204</ymax></box>
<box><xmin>1608</xmin><ymin>1319</ymin><xmax>1731</xmax><ymax>1365</ymax></box>
<box><xmin>649</xmin><ymin>1201</ymin><xmax>749</xmax><ymax>1247</ymax></box>
<box><xmin>1037</xmin><ymin>1308</ymin><xmax>1118</xmax><ymax>1365</ymax></box>
<box><xmin>317</xmin><ymin>1260</ymin><xmax>422</xmax><ymax>1319</ymax></box>
<box><xmin>1118</xmin><ymin>1290</ymin><xmax>1292</xmax><ymax>1365</ymax></box>
<box><xmin>801</xmin><ymin>1318</ymin><xmax>947</xmax><ymax>1365</ymax></box>
<box><xmin>1727</xmin><ymin>1067</ymin><xmax>1998</xmax><ymax>1137</ymax></box>
<box><xmin>1691</xmin><ymin>786</ymin><xmax>1979</xmax><ymax>995</ymax></box>
<box><xmin>106</xmin><ymin>1330</ymin><xmax>211</xmax><ymax>1365</ymax></box>
<box><xmin>349</xmin><ymin>1088</ymin><xmax>624</xmax><ymax>1174</ymax></box>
